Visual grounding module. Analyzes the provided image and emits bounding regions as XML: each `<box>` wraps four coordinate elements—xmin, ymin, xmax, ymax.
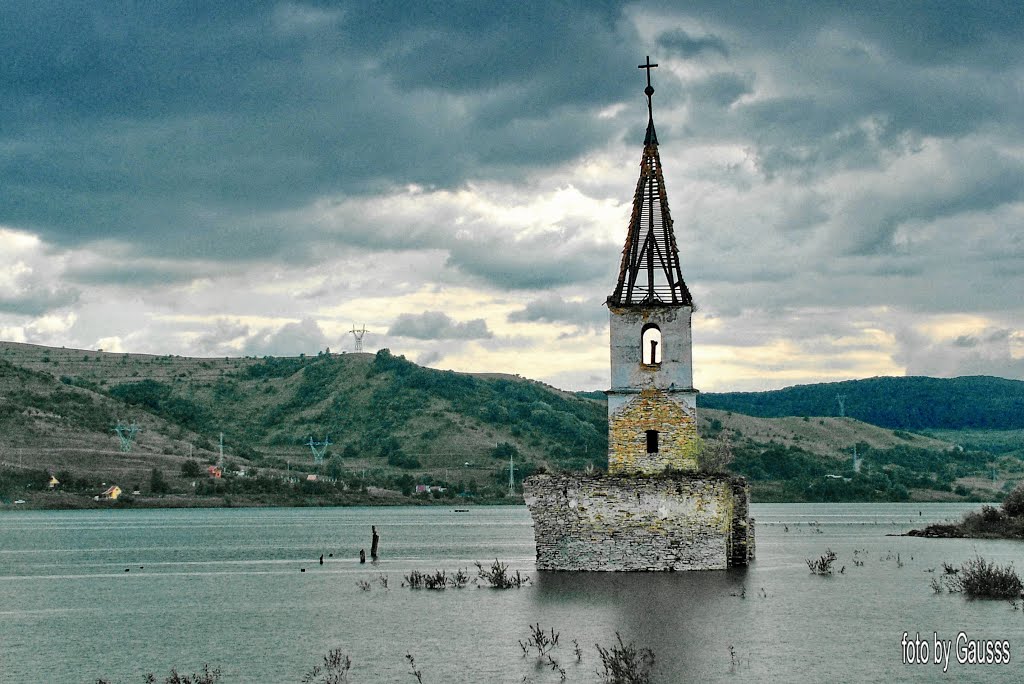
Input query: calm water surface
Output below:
<box><xmin>1</xmin><ymin>503</ymin><xmax>1022</xmax><ymax>683</ymax></box>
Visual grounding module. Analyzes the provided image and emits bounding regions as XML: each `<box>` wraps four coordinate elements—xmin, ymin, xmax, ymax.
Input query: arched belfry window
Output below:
<box><xmin>641</xmin><ymin>324</ymin><xmax>662</xmax><ymax>365</ymax></box>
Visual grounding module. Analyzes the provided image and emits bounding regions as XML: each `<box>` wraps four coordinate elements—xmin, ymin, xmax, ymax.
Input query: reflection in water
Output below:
<box><xmin>534</xmin><ymin>568</ymin><xmax>751</xmax><ymax>678</ymax></box>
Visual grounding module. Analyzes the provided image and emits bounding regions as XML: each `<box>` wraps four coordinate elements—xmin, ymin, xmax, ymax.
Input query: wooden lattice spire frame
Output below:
<box><xmin>608</xmin><ymin>57</ymin><xmax>692</xmax><ymax>308</ymax></box>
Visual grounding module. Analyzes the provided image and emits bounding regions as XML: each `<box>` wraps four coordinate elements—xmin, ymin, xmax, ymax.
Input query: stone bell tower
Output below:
<box><xmin>606</xmin><ymin>56</ymin><xmax>698</xmax><ymax>475</ymax></box>
<box><xmin>522</xmin><ymin>57</ymin><xmax>753</xmax><ymax>572</ymax></box>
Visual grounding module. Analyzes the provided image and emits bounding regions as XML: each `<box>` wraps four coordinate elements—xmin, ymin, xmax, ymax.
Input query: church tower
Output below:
<box><xmin>522</xmin><ymin>57</ymin><xmax>753</xmax><ymax>572</ymax></box>
<box><xmin>606</xmin><ymin>57</ymin><xmax>698</xmax><ymax>475</ymax></box>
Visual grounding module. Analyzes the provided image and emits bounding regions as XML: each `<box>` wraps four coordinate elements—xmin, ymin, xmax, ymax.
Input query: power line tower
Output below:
<box><xmin>307</xmin><ymin>436</ymin><xmax>332</xmax><ymax>464</ymax></box>
<box><xmin>349</xmin><ymin>324</ymin><xmax>368</xmax><ymax>353</ymax></box>
<box><xmin>508</xmin><ymin>453</ymin><xmax>516</xmax><ymax>497</ymax></box>
<box><xmin>836</xmin><ymin>394</ymin><xmax>846</xmax><ymax>418</ymax></box>
<box><xmin>852</xmin><ymin>444</ymin><xmax>861</xmax><ymax>473</ymax></box>
<box><xmin>113</xmin><ymin>421</ymin><xmax>141</xmax><ymax>453</ymax></box>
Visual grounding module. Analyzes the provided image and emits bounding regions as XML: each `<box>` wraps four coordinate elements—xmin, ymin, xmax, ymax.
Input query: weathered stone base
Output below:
<box><xmin>523</xmin><ymin>472</ymin><xmax>754</xmax><ymax>571</ymax></box>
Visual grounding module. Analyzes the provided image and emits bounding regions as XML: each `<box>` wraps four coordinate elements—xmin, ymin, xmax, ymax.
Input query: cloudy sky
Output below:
<box><xmin>2</xmin><ymin>1</ymin><xmax>1023</xmax><ymax>391</ymax></box>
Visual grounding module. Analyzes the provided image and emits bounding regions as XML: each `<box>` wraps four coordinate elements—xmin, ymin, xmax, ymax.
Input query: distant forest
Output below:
<box><xmin>701</xmin><ymin>376</ymin><xmax>1024</xmax><ymax>430</ymax></box>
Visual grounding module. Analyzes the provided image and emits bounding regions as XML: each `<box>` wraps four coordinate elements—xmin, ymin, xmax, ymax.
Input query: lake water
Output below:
<box><xmin>1</xmin><ymin>503</ymin><xmax>1022</xmax><ymax>683</ymax></box>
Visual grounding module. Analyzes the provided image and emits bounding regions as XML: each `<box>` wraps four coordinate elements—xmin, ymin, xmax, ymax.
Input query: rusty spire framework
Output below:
<box><xmin>608</xmin><ymin>56</ymin><xmax>692</xmax><ymax>307</ymax></box>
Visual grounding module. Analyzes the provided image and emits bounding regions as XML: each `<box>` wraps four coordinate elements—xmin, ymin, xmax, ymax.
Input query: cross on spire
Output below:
<box><xmin>639</xmin><ymin>55</ymin><xmax>658</xmax><ymax>89</ymax></box>
<box><xmin>638</xmin><ymin>55</ymin><xmax>658</xmax><ymax>121</ymax></box>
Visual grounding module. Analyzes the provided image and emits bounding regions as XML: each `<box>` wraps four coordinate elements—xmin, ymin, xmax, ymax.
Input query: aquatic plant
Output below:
<box><xmin>301</xmin><ymin>648</ymin><xmax>351</xmax><ymax>684</ymax></box>
<box><xmin>806</xmin><ymin>549</ymin><xmax>837</xmax><ymax>575</ymax></box>
<box><xmin>405</xmin><ymin>653</ymin><xmax>423</xmax><ymax>683</ymax></box>
<box><xmin>424</xmin><ymin>570</ymin><xmax>449</xmax><ymax>590</ymax></box>
<box><xmin>98</xmin><ymin>665</ymin><xmax>222</xmax><ymax>684</ymax></box>
<box><xmin>595</xmin><ymin>632</ymin><xmax>655</xmax><ymax>684</ymax></box>
<box><xmin>402</xmin><ymin>568</ymin><xmax>469</xmax><ymax>590</ymax></box>
<box><xmin>475</xmin><ymin>559</ymin><xmax>529</xmax><ymax>588</ymax></box>
<box><xmin>944</xmin><ymin>555</ymin><xmax>1023</xmax><ymax>599</ymax></box>
<box><xmin>519</xmin><ymin>623</ymin><xmax>560</xmax><ymax>658</ymax></box>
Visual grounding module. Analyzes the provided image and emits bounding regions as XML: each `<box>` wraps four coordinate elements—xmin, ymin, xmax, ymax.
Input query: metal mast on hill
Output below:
<box><xmin>113</xmin><ymin>421</ymin><xmax>141</xmax><ymax>452</ymax></box>
<box><xmin>349</xmin><ymin>325</ymin><xmax>368</xmax><ymax>352</ymax></box>
<box><xmin>307</xmin><ymin>436</ymin><xmax>332</xmax><ymax>464</ymax></box>
<box><xmin>836</xmin><ymin>394</ymin><xmax>846</xmax><ymax>417</ymax></box>
<box><xmin>508</xmin><ymin>453</ymin><xmax>516</xmax><ymax>497</ymax></box>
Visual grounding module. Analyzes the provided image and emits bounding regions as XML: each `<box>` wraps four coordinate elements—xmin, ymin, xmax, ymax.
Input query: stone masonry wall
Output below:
<box><xmin>523</xmin><ymin>473</ymin><xmax>754</xmax><ymax>571</ymax></box>
<box><xmin>608</xmin><ymin>389</ymin><xmax>699</xmax><ymax>474</ymax></box>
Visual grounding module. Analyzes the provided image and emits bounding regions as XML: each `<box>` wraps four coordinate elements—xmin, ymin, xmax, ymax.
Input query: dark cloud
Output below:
<box><xmin>657</xmin><ymin>28</ymin><xmax>728</xmax><ymax>58</ymax></box>
<box><xmin>388</xmin><ymin>311</ymin><xmax>492</xmax><ymax>340</ymax></box>
<box><xmin>953</xmin><ymin>335</ymin><xmax>978</xmax><ymax>349</ymax></box>
<box><xmin>243</xmin><ymin>317</ymin><xmax>328</xmax><ymax>356</ymax></box>
<box><xmin>65</xmin><ymin>261</ymin><xmax>216</xmax><ymax>287</ymax></box>
<box><xmin>446</xmin><ymin>231</ymin><xmax>610</xmax><ymax>290</ymax></box>
<box><xmin>687</xmin><ymin>72</ymin><xmax>751</xmax><ymax>108</ymax></box>
<box><xmin>508</xmin><ymin>296</ymin><xmax>606</xmax><ymax>330</ymax></box>
<box><xmin>0</xmin><ymin>288</ymin><xmax>80</xmax><ymax>316</ymax></box>
<box><xmin>894</xmin><ymin>324</ymin><xmax>1024</xmax><ymax>380</ymax></box>
<box><xmin>0</xmin><ymin>1</ymin><xmax>637</xmax><ymax>260</ymax></box>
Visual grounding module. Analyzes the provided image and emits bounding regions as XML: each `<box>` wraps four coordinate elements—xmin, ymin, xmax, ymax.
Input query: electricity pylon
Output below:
<box><xmin>114</xmin><ymin>422</ymin><xmax>141</xmax><ymax>453</ymax></box>
<box><xmin>307</xmin><ymin>436</ymin><xmax>332</xmax><ymax>464</ymax></box>
<box><xmin>349</xmin><ymin>325</ymin><xmax>367</xmax><ymax>352</ymax></box>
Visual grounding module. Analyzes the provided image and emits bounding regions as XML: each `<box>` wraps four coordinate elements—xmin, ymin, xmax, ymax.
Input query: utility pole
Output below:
<box><xmin>508</xmin><ymin>453</ymin><xmax>516</xmax><ymax>497</ymax></box>
<box><xmin>219</xmin><ymin>432</ymin><xmax>224</xmax><ymax>468</ymax></box>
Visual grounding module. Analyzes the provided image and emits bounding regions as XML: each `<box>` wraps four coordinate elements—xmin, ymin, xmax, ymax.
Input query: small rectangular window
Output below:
<box><xmin>646</xmin><ymin>430</ymin><xmax>659</xmax><ymax>454</ymax></box>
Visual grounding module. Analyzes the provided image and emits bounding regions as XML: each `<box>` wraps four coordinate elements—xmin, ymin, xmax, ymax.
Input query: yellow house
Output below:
<box><xmin>48</xmin><ymin>475</ymin><xmax>60</xmax><ymax>489</ymax></box>
<box><xmin>99</xmin><ymin>485</ymin><xmax>122</xmax><ymax>501</ymax></box>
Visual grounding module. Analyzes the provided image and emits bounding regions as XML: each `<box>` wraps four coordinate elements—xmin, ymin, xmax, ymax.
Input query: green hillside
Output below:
<box><xmin>701</xmin><ymin>376</ymin><xmax>1024</xmax><ymax>430</ymax></box>
<box><xmin>1</xmin><ymin>341</ymin><xmax>1021</xmax><ymax>507</ymax></box>
<box><xmin>0</xmin><ymin>342</ymin><xmax>606</xmax><ymax>506</ymax></box>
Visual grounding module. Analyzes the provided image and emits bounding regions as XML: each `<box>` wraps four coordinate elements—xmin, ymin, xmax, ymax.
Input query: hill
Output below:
<box><xmin>0</xmin><ymin>342</ymin><xmax>607</xmax><ymax>506</ymax></box>
<box><xmin>701</xmin><ymin>376</ymin><xmax>1024</xmax><ymax>430</ymax></box>
<box><xmin>0</xmin><ymin>341</ymin><xmax>1019</xmax><ymax>507</ymax></box>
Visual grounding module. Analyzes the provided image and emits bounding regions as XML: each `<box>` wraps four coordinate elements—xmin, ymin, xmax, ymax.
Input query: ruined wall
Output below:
<box><xmin>608</xmin><ymin>389</ymin><xmax>699</xmax><ymax>474</ymax></box>
<box><xmin>523</xmin><ymin>473</ymin><xmax>754</xmax><ymax>571</ymax></box>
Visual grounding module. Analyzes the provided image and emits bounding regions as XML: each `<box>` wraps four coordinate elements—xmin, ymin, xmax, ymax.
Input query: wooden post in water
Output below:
<box><xmin>371</xmin><ymin>526</ymin><xmax>379</xmax><ymax>559</ymax></box>
<box><xmin>359</xmin><ymin>549</ymin><xmax>366</xmax><ymax>563</ymax></box>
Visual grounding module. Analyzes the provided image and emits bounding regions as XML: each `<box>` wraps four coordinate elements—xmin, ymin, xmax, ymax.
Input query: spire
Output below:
<box><xmin>608</xmin><ymin>57</ymin><xmax>692</xmax><ymax>307</ymax></box>
<box><xmin>640</xmin><ymin>55</ymin><xmax>658</xmax><ymax>146</ymax></box>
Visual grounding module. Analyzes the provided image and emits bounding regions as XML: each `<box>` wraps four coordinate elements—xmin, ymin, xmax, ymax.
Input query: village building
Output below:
<box><xmin>98</xmin><ymin>485</ymin><xmax>122</xmax><ymax>501</ymax></box>
<box><xmin>524</xmin><ymin>58</ymin><xmax>754</xmax><ymax>571</ymax></box>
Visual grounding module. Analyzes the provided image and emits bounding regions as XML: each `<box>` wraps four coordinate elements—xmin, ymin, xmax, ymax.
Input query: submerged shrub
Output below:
<box><xmin>402</xmin><ymin>568</ymin><xmax>469</xmax><ymax>590</ymax></box>
<box><xmin>806</xmin><ymin>549</ymin><xmax>837</xmax><ymax>575</ymax></box>
<box><xmin>301</xmin><ymin>648</ymin><xmax>351</xmax><ymax>684</ymax></box>
<box><xmin>948</xmin><ymin>555</ymin><xmax>1023</xmax><ymax>599</ymax></box>
<box><xmin>475</xmin><ymin>559</ymin><xmax>529</xmax><ymax>588</ymax></box>
<box><xmin>595</xmin><ymin>632</ymin><xmax>655</xmax><ymax>684</ymax></box>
